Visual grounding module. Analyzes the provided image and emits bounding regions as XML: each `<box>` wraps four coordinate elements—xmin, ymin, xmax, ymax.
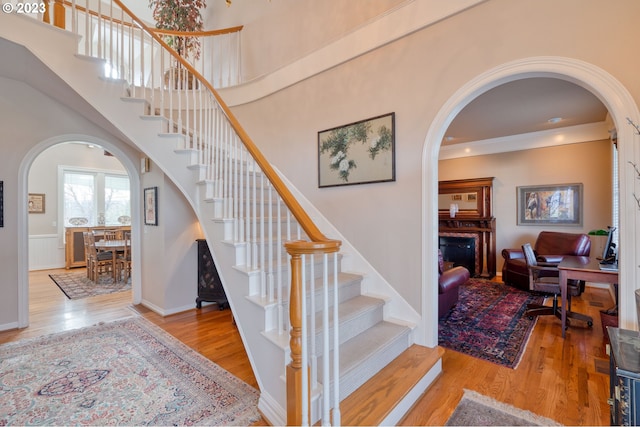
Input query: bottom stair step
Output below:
<box><xmin>340</xmin><ymin>344</ymin><xmax>445</xmax><ymax>426</ymax></box>
<box><xmin>321</xmin><ymin>321</ymin><xmax>411</xmax><ymax>401</ymax></box>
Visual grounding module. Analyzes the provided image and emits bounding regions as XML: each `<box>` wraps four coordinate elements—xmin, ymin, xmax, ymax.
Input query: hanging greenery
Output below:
<box><xmin>149</xmin><ymin>0</ymin><xmax>206</xmax><ymax>60</ymax></box>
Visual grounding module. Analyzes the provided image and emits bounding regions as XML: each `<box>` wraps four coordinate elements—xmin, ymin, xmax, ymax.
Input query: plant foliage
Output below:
<box><xmin>149</xmin><ymin>0</ymin><xmax>206</xmax><ymax>59</ymax></box>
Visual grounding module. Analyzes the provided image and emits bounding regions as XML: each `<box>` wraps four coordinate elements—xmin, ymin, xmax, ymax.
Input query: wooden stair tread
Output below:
<box><xmin>340</xmin><ymin>344</ymin><xmax>444</xmax><ymax>426</ymax></box>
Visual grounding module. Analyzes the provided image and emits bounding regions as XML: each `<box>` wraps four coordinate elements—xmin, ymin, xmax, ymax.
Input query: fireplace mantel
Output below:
<box><xmin>438</xmin><ymin>178</ymin><xmax>496</xmax><ymax>278</ymax></box>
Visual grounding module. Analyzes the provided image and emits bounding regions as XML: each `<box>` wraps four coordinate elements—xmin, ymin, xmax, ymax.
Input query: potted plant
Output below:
<box><xmin>149</xmin><ymin>0</ymin><xmax>206</xmax><ymax>88</ymax></box>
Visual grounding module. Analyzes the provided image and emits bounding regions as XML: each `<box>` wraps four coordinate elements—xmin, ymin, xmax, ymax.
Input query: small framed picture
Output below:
<box><xmin>144</xmin><ymin>187</ymin><xmax>158</xmax><ymax>226</ymax></box>
<box><xmin>28</xmin><ymin>193</ymin><xmax>45</xmax><ymax>214</ymax></box>
<box><xmin>0</xmin><ymin>181</ymin><xmax>3</xmax><ymax>227</ymax></box>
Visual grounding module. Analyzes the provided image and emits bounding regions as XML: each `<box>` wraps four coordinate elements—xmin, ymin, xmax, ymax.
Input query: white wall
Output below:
<box><xmin>204</xmin><ymin>0</ymin><xmax>406</xmax><ymax>82</ymax></box>
<box><xmin>218</xmin><ymin>0</ymin><xmax>640</xmax><ymax>316</ymax></box>
<box><xmin>439</xmin><ymin>139</ymin><xmax>613</xmax><ymax>274</ymax></box>
<box><xmin>139</xmin><ymin>169</ymin><xmax>201</xmax><ymax>315</ymax></box>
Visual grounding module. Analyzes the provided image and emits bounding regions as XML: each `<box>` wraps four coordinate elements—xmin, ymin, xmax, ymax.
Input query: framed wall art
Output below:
<box><xmin>318</xmin><ymin>112</ymin><xmax>395</xmax><ymax>188</ymax></box>
<box><xmin>144</xmin><ymin>186</ymin><xmax>158</xmax><ymax>226</ymax></box>
<box><xmin>28</xmin><ymin>193</ymin><xmax>45</xmax><ymax>214</ymax></box>
<box><xmin>517</xmin><ymin>183</ymin><xmax>583</xmax><ymax>226</ymax></box>
<box><xmin>0</xmin><ymin>181</ymin><xmax>3</xmax><ymax>228</ymax></box>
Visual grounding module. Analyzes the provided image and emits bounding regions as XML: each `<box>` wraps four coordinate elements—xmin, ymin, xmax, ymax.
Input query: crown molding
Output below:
<box><xmin>438</xmin><ymin>121</ymin><xmax>611</xmax><ymax>160</ymax></box>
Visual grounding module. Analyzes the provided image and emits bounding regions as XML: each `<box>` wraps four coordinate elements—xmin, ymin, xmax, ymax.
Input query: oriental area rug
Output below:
<box><xmin>438</xmin><ymin>278</ymin><xmax>544</xmax><ymax>368</ymax></box>
<box><xmin>0</xmin><ymin>317</ymin><xmax>261</xmax><ymax>426</ymax></box>
<box><xmin>49</xmin><ymin>271</ymin><xmax>131</xmax><ymax>299</ymax></box>
<box><xmin>446</xmin><ymin>389</ymin><xmax>561</xmax><ymax>426</ymax></box>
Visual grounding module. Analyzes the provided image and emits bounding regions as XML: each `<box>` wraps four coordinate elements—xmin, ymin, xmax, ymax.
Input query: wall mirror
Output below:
<box><xmin>438</xmin><ymin>177</ymin><xmax>493</xmax><ymax>219</ymax></box>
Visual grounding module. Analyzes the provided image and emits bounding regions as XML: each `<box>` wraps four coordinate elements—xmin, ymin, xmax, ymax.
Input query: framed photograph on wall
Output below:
<box><xmin>517</xmin><ymin>183</ymin><xmax>583</xmax><ymax>226</ymax></box>
<box><xmin>144</xmin><ymin>186</ymin><xmax>158</xmax><ymax>226</ymax></box>
<box><xmin>0</xmin><ymin>181</ymin><xmax>3</xmax><ymax>228</ymax></box>
<box><xmin>318</xmin><ymin>112</ymin><xmax>395</xmax><ymax>188</ymax></box>
<box><xmin>28</xmin><ymin>193</ymin><xmax>45</xmax><ymax>214</ymax></box>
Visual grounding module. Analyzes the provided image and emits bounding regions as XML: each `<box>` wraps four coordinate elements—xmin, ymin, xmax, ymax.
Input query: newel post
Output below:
<box><xmin>286</xmin><ymin>248</ymin><xmax>307</xmax><ymax>426</ymax></box>
<box><xmin>285</xmin><ymin>239</ymin><xmax>341</xmax><ymax>426</ymax></box>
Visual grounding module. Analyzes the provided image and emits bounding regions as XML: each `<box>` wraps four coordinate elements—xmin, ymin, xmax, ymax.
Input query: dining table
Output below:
<box><xmin>94</xmin><ymin>239</ymin><xmax>130</xmax><ymax>282</ymax></box>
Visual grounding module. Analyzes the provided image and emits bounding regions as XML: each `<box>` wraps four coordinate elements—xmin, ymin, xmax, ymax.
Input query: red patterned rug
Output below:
<box><xmin>438</xmin><ymin>278</ymin><xmax>544</xmax><ymax>368</ymax></box>
<box><xmin>0</xmin><ymin>317</ymin><xmax>260</xmax><ymax>425</ymax></box>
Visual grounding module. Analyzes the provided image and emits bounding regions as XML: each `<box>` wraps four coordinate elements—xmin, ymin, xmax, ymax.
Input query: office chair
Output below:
<box><xmin>522</xmin><ymin>243</ymin><xmax>593</xmax><ymax>328</ymax></box>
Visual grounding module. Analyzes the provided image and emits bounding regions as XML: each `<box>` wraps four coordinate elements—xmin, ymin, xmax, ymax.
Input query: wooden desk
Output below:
<box><xmin>558</xmin><ymin>256</ymin><xmax>618</xmax><ymax>338</ymax></box>
<box><xmin>95</xmin><ymin>240</ymin><xmax>129</xmax><ymax>281</ymax></box>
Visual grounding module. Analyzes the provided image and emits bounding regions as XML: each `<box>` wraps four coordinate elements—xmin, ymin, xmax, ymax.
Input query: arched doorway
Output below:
<box><xmin>420</xmin><ymin>56</ymin><xmax>640</xmax><ymax>347</ymax></box>
<box><xmin>17</xmin><ymin>134</ymin><xmax>142</xmax><ymax>328</ymax></box>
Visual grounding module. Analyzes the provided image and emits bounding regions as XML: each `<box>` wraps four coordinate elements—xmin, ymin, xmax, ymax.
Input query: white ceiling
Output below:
<box><xmin>442</xmin><ymin>77</ymin><xmax>609</xmax><ymax>146</ymax></box>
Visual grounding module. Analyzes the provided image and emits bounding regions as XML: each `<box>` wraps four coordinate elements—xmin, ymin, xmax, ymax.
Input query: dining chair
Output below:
<box><xmin>84</xmin><ymin>231</ymin><xmax>115</xmax><ymax>281</ymax></box>
<box><xmin>103</xmin><ymin>230</ymin><xmax>118</xmax><ymax>241</ymax></box>
<box><xmin>82</xmin><ymin>232</ymin><xmax>95</xmax><ymax>280</ymax></box>
<box><xmin>117</xmin><ymin>231</ymin><xmax>132</xmax><ymax>282</ymax></box>
<box><xmin>522</xmin><ymin>243</ymin><xmax>593</xmax><ymax>328</ymax></box>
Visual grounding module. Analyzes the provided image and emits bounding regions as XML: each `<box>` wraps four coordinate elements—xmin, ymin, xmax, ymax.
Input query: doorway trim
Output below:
<box><xmin>18</xmin><ymin>134</ymin><xmax>142</xmax><ymax>328</ymax></box>
<box><xmin>421</xmin><ymin>56</ymin><xmax>640</xmax><ymax>346</ymax></box>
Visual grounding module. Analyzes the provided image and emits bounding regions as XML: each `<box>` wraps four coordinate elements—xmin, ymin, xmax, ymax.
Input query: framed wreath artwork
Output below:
<box><xmin>318</xmin><ymin>112</ymin><xmax>395</xmax><ymax>188</ymax></box>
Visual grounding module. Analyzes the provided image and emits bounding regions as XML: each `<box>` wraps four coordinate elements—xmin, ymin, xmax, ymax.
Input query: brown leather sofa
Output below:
<box><xmin>439</xmin><ymin>249</ymin><xmax>470</xmax><ymax>317</ymax></box>
<box><xmin>501</xmin><ymin>231</ymin><xmax>591</xmax><ymax>290</ymax></box>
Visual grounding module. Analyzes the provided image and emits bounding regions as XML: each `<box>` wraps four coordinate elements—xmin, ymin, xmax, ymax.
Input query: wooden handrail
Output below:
<box><xmin>111</xmin><ymin>0</ymin><xmax>336</xmax><ymax>245</ymax></box>
<box><xmin>59</xmin><ymin>0</ymin><xmax>242</xmax><ymax>36</ymax></box>
<box><xmin>150</xmin><ymin>25</ymin><xmax>244</xmax><ymax>37</ymax></box>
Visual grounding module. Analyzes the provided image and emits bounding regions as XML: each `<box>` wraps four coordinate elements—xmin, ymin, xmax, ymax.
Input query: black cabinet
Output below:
<box><xmin>196</xmin><ymin>239</ymin><xmax>228</xmax><ymax>310</ymax></box>
<box><xmin>608</xmin><ymin>327</ymin><xmax>640</xmax><ymax>425</ymax></box>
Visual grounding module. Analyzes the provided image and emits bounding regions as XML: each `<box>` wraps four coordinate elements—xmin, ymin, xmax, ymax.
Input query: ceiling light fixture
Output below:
<box><xmin>547</xmin><ymin>117</ymin><xmax>563</xmax><ymax>124</ymax></box>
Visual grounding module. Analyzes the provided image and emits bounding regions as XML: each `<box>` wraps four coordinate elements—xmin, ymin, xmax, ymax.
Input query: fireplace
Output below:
<box><xmin>439</xmin><ymin>234</ymin><xmax>479</xmax><ymax>277</ymax></box>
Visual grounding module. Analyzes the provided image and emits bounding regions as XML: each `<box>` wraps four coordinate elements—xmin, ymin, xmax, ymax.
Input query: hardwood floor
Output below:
<box><xmin>0</xmin><ymin>269</ymin><xmax>613</xmax><ymax>425</ymax></box>
<box><xmin>399</xmin><ymin>282</ymin><xmax>613</xmax><ymax>426</ymax></box>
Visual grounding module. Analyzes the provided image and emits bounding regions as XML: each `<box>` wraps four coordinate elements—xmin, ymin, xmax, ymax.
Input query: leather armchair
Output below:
<box><xmin>502</xmin><ymin>231</ymin><xmax>591</xmax><ymax>290</ymax></box>
<box><xmin>439</xmin><ymin>250</ymin><xmax>470</xmax><ymax>318</ymax></box>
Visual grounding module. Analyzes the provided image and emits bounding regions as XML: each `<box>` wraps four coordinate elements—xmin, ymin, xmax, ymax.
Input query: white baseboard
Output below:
<box><xmin>0</xmin><ymin>321</ymin><xmax>20</xmax><ymax>332</ymax></box>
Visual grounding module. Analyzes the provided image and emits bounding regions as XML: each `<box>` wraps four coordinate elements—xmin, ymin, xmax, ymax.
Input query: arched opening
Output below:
<box><xmin>17</xmin><ymin>134</ymin><xmax>142</xmax><ymax>328</ymax></box>
<box><xmin>420</xmin><ymin>56</ymin><xmax>640</xmax><ymax>347</ymax></box>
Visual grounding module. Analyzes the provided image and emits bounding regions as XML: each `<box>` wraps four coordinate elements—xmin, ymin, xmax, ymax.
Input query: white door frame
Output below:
<box><xmin>17</xmin><ymin>134</ymin><xmax>142</xmax><ymax>328</ymax></box>
<box><xmin>420</xmin><ymin>56</ymin><xmax>640</xmax><ymax>346</ymax></box>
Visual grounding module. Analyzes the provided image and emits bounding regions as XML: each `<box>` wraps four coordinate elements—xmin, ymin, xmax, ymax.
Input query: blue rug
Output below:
<box><xmin>439</xmin><ymin>278</ymin><xmax>544</xmax><ymax>368</ymax></box>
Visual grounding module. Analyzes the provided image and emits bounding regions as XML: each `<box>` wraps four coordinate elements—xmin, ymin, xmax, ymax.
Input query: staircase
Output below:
<box><xmin>1</xmin><ymin>5</ymin><xmax>442</xmax><ymax>425</ymax></box>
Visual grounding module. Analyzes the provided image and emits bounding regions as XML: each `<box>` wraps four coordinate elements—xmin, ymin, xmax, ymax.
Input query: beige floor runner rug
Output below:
<box><xmin>446</xmin><ymin>389</ymin><xmax>562</xmax><ymax>426</ymax></box>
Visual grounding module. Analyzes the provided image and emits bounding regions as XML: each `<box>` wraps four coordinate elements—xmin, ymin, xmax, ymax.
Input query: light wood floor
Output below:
<box><xmin>0</xmin><ymin>269</ymin><xmax>613</xmax><ymax>426</ymax></box>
